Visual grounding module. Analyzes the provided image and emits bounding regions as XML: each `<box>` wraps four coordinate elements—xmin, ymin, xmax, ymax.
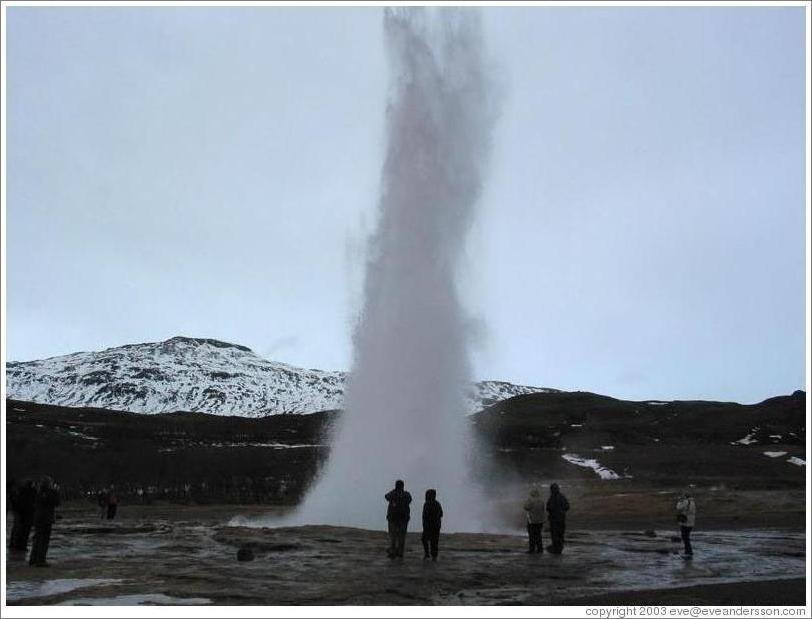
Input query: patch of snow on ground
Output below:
<box><xmin>561</xmin><ymin>454</ymin><xmax>623</xmax><ymax>480</ymax></box>
<box><xmin>67</xmin><ymin>430</ymin><xmax>99</xmax><ymax>441</ymax></box>
<box><xmin>647</xmin><ymin>401</ymin><xmax>669</xmax><ymax>406</ymax></box>
<box><xmin>786</xmin><ymin>457</ymin><xmax>805</xmax><ymax>467</ymax></box>
<box><xmin>208</xmin><ymin>442</ymin><xmax>325</xmax><ymax>449</ymax></box>
<box><xmin>763</xmin><ymin>451</ymin><xmax>787</xmax><ymax>458</ymax></box>
<box><xmin>600</xmin><ymin>446</ymin><xmax>614</xmax><ymax>451</ymax></box>
<box><xmin>732</xmin><ymin>428</ymin><xmax>760</xmax><ymax>445</ymax></box>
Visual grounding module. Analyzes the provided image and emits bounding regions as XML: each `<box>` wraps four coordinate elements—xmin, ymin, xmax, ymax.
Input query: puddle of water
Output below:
<box><xmin>59</xmin><ymin>593</ymin><xmax>212</xmax><ymax>605</ymax></box>
<box><xmin>567</xmin><ymin>529</ymin><xmax>805</xmax><ymax>596</ymax></box>
<box><xmin>6</xmin><ymin>517</ymin><xmax>804</xmax><ymax>605</ymax></box>
<box><xmin>6</xmin><ymin>578</ymin><xmax>122</xmax><ymax>602</ymax></box>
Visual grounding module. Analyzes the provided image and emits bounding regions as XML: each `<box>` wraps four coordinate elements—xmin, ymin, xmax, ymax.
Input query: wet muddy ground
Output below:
<box><xmin>4</xmin><ymin>504</ymin><xmax>806</xmax><ymax>605</ymax></box>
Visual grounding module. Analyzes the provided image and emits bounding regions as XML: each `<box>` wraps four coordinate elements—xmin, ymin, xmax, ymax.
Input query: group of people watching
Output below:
<box><xmin>8</xmin><ymin>476</ymin><xmax>61</xmax><ymax>567</ymax></box>
<box><xmin>523</xmin><ymin>483</ymin><xmax>570</xmax><ymax>554</ymax></box>
<box><xmin>96</xmin><ymin>487</ymin><xmax>120</xmax><ymax>520</ymax></box>
<box><xmin>385</xmin><ymin>480</ymin><xmax>697</xmax><ymax>560</ymax></box>
<box><xmin>9</xmin><ymin>475</ymin><xmax>697</xmax><ymax>568</ymax></box>
<box><xmin>384</xmin><ymin>480</ymin><xmax>574</xmax><ymax>560</ymax></box>
<box><xmin>385</xmin><ymin>480</ymin><xmax>444</xmax><ymax>560</ymax></box>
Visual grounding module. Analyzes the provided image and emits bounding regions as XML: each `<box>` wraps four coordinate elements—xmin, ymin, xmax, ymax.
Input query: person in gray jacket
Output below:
<box><xmin>523</xmin><ymin>486</ymin><xmax>545</xmax><ymax>553</ymax></box>
<box><xmin>676</xmin><ymin>492</ymin><xmax>696</xmax><ymax>556</ymax></box>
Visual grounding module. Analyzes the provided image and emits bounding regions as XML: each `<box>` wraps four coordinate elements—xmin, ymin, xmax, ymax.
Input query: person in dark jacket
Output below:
<box><xmin>9</xmin><ymin>479</ymin><xmax>36</xmax><ymax>557</ymax></box>
<box><xmin>546</xmin><ymin>482</ymin><xmax>570</xmax><ymax>555</ymax></box>
<box><xmin>384</xmin><ymin>480</ymin><xmax>412</xmax><ymax>559</ymax></box>
<box><xmin>421</xmin><ymin>489</ymin><xmax>443</xmax><ymax>561</ymax></box>
<box><xmin>29</xmin><ymin>476</ymin><xmax>61</xmax><ymax>567</ymax></box>
<box><xmin>106</xmin><ymin>488</ymin><xmax>119</xmax><ymax>520</ymax></box>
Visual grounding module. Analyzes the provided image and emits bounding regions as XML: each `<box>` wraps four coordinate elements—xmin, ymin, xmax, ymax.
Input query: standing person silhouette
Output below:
<box><xmin>546</xmin><ymin>483</ymin><xmax>570</xmax><ymax>555</ymax></box>
<box><xmin>9</xmin><ymin>479</ymin><xmax>36</xmax><ymax>558</ymax></box>
<box><xmin>421</xmin><ymin>489</ymin><xmax>443</xmax><ymax>561</ymax></box>
<box><xmin>106</xmin><ymin>488</ymin><xmax>119</xmax><ymax>520</ymax></box>
<box><xmin>676</xmin><ymin>492</ymin><xmax>696</xmax><ymax>557</ymax></box>
<box><xmin>523</xmin><ymin>486</ymin><xmax>545</xmax><ymax>554</ymax></box>
<box><xmin>29</xmin><ymin>476</ymin><xmax>60</xmax><ymax>567</ymax></box>
<box><xmin>385</xmin><ymin>480</ymin><xmax>412</xmax><ymax>559</ymax></box>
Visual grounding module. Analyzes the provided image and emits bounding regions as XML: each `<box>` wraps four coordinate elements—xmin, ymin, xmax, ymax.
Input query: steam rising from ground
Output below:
<box><xmin>292</xmin><ymin>8</ymin><xmax>499</xmax><ymax>531</ymax></box>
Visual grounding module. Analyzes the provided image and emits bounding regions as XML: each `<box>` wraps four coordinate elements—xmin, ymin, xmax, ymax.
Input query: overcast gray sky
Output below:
<box><xmin>5</xmin><ymin>6</ymin><xmax>807</xmax><ymax>403</ymax></box>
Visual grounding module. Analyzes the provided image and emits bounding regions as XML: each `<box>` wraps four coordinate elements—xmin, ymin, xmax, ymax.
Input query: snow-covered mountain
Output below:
<box><xmin>6</xmin><ymin>336</ymin><xmax>555</xmax><ymax>417</ymax></box>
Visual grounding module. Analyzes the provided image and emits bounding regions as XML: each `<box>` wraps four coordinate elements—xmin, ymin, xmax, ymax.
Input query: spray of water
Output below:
<box><xmin>290</xmin><ymin>8</ymin><xmax>499</xmax><ymax>531</ymax></box>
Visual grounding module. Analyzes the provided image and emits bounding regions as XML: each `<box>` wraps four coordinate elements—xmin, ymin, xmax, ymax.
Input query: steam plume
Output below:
<box><xmin>294</xmin><ymin>7</ymin><xmax>499</xmax><ymax>531</ymax></box>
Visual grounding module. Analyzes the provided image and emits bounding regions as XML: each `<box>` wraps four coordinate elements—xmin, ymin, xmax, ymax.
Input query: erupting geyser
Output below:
<box><xmin>294</xmin><ymin>7</ymin><xmax>499</xmax><ymax>531</ymax></box>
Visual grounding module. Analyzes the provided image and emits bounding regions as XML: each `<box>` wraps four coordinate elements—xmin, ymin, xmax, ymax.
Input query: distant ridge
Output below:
<box><xmin>6</xmin><ymin>336</ymin><xmax>555</xmax><ymax>417</ymax></box>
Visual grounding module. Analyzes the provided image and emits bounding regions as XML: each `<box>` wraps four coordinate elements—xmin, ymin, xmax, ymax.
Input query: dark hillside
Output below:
<box><xmin>6</xmin><ymin>389</ymin><xmax>806</xmax><ymax>503</ymax></box>
<box><xmin>6</xmin><ymin>399</ymin><xmax>336</xmax><ymax>504</ymax></box>
<box><xmin>472</xmin><ymin>390</ymin><xmax>806</xmax><ymax>488</ymax></box>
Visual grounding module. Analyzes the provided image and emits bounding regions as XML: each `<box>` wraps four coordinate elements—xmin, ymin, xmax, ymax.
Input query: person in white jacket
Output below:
<box><xmin>676</xmin><ymin>492</ymin><xmax>696</xmax><ymax>556</ymax></box>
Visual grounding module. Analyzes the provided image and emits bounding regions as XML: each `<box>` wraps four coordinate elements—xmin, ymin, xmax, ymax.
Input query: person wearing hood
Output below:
<box><xmin>384</xmin><ymin>480</ymin><xmax>412</xmax><ymax>559</ymax></box>
<box><xmin>523</xmin><ymin>486</ymin><xmax>545</xmax><ymax>554</ymax></box>
<box><xmin>546</xmin><ymin>482</ymin><xmax>570</xmax><ymax>555</ymax></box>
<box><xmin>29</xmin><ymin>476</ymin><xmax>61</xmax><ymax>567</ymax></box>
<box><xmin>676</xmin><ymin>492</ymin><xmax>696</xmax><ymax>556</ymax></box>
<box><xmin>421</xmin><ymin>489</ymin><xmax>443</xmax><ymax>561</ymax></box>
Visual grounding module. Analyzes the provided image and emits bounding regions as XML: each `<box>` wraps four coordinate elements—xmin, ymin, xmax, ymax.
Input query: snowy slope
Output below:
<box><xmin>6</xmin><ymin>336</ymin><xmax>554</xmax><ymax>417</ymax></box>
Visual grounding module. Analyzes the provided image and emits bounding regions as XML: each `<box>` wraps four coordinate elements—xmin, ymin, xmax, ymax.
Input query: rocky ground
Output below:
<box><xmin>5</xmin><ymin>496</ymin><xmax>806</xmax><ymax>606</ymax></box>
